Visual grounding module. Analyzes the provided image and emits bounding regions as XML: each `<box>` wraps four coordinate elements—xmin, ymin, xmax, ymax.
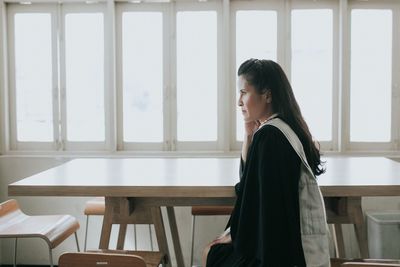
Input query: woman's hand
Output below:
<box><xmin>209</xmin><ymin>232</ymin><xmax>232</xmax><ymax>246</ymax></box>
<box><xmin>244</xmin><ymin>120</ymin><xmax>260</xmax><ymax>137</ymax></box>
<box><xmin>242</xmin><ymin>120</ymin><xmax>259</xmax><ymax>163</ymax></box>
<box><xmin>202</xmin><ymin>232</ymin><xmax>232</xmax><ymax>266</ymax></box>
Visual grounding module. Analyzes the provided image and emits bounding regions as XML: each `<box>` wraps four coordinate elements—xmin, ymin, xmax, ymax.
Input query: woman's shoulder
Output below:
<box><xmin>253</xmin><ymin>124</ymin><xmax>296</xmax><ymax>153</ymax></box>
<box><xmin>253</xmin><ymin>123</ymin><xmax>285</xmax><ymax>142</ymax></box>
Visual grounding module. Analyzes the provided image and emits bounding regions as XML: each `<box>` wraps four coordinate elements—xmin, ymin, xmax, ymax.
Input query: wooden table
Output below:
<box><xmin>8</xmin><ymin>157</ymin><xmax>400</xmax><ymax>266</ymax></box>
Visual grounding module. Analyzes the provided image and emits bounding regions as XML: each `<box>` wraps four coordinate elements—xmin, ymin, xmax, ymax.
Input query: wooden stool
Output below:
<box><xmin>84</xmin><ymin>197</ymin><xmax>154</xmax><ymax>251</ymax></box>
<box><xmin>190</xmin><ymin>206</ymin><xmax>233</xmax><ymax>267</ymax></box>
<box><xmin>0</xmin><ymin>199</ymin><xmax>80</xmax><ymax>267</ymax></box>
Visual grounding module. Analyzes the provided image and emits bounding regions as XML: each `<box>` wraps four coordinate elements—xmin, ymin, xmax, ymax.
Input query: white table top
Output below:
<box><xmin>8</xmin><ymin>157</ymin><xmax>400</xmax><ymax>198</ymax></box>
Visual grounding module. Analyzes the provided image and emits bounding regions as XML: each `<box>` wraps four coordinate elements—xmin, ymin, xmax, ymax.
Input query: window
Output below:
<box><xmin>64</xmin><ymin>12</ymin><xmax>105</xmax><ymax>142</ymax></box>
<box><xmin>2</xmin><ymin>0</ymin><xmax>400</xmax><ymax>154</ymax></box>
<box><xmin>350</xmin><ymin>9</ymin><xmax>392</xmax><ymax>143</ymax></box>
<box><xmin>121</xmin><ymin>11</ymin><xmax>163</xmax><ymax>143</ymax></box>
<box><xmin>177</xmin><ymin>11</ymin><xmax>218</xmax><ymax>142</ymax></box>
<box><xmin>8</xmin><ymin>4</ymin><xmax>107</xmax><ymax>151</ymax></box>
<box><xmin>234</xmin><ymin>9</ymin><xmax>277</xmax><ymax>141</ymax></box>
<box><xmin>13</xmin><ymin>12</ymin><xmax>54</xmax><ymax>143</ymax></box>
<box><xmin>291</xmin><ymin>9</ymin><xmax>333</xmax><ymax>142</ymax></box>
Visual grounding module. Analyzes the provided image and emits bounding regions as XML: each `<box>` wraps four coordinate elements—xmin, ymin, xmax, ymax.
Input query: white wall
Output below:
<box><xmin>1</xmin><ymin>156</ymin><xmax>400</xmax><ymax>265</ymax></box>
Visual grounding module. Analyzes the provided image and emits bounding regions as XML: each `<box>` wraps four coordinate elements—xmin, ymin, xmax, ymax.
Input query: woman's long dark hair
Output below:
<box><xmin>238</xmin><ymin>58</ymin><xmax>325</xmax><ymax>176</ymax></box>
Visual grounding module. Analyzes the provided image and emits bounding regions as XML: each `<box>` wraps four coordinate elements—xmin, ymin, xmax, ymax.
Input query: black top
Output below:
<box><xmin>206</xmin><ymin>124</ymin><xmax>306</xmax><ymax>267</ymax></box>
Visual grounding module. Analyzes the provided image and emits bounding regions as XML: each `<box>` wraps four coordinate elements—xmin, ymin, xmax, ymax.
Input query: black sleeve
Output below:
<box><xmin>235</xmin><ymin>157</ymin><xmax>245</xmax><ymax>195</ymax></box>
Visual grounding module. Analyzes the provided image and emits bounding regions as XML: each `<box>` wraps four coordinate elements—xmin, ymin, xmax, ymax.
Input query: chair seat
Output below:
<box><xmin>0</xmin><ymin>200</ymin><xmax>79</xmax><ymax>249</ymax></box>
<box><xmin>90</xmin><ymin>249</ymin><xmax>165</xmax><ymax>267</ymax></box>
<box><xmin>84</xmin><ymin>197</ymin><xmax>105</xmax><ymax>216</ymax></box>
<box><xmin>191</xmin><ymin>206</ymin><xmax>233</xmax><ymax>216</ymax></box>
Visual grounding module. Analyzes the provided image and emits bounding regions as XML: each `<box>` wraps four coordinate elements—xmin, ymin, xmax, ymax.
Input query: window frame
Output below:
<box><xmin>60</xmin><ymin>3</ymin><xmax>109</xmax><ymax>151</ymax></box>
<box><xmin>230</xmin><ymin>0</ymin><xmax>338</xmax><ymax>152</ymax></box>
<box><xmin>290</xmin><ymin>0</ymin><xmax>339</xmax><ymax>152</ymax></box>
<box><xmin>345</xmin><ymin>0</ymin><xmax>400</xmax><ymax>152</ymax></box>
<box><xmin>7</xmin><ymin>3</ymin><xmax>59</xmax><ymax>151</ymax></box>
<box><xmin>1</xmin><ymin>0</ymin><xmax>399</xmax><ymax>156</ymax></box>
<box><xmin>230</xmin><ymin>0</ymin><xmax>284</xmax><ymax>151</ymax></box>
<box><xmin>174</xmin><ymin>0</ymin><xmax>223</xmax><ymax>151</ymax></box>
<box><xmin>115</xmin><ymin>2</ymin><xmax>170</xmax><ymax>151</ymax></box>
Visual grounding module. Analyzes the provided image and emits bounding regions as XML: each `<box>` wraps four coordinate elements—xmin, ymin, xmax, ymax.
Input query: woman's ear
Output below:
<box><xmin>264</xmin><ymin>90</ymin><xmax>272</xmax><ymax>104</ymax></box>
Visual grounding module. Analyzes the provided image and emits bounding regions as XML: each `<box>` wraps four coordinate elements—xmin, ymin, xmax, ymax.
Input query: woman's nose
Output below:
<box><xmin>237</xmin><ymin>96</ymin><xmax>243</xmax><ymax>107</ymax></box>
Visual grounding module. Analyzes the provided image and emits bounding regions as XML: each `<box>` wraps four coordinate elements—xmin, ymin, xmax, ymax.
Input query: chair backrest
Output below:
<box><xmin>0</xmin><ymin>199</ymin><xmax>19</xmax><ymax>217</ymax></box>
<box><xmin>59</xmin><ymin>252</ymin><xmax>147</xmax><ymax>267</ymax></box>
<box><xmin>332</xmin><ymin>258</ymin><xmax>400</xmax><ymax>267</ymax></box>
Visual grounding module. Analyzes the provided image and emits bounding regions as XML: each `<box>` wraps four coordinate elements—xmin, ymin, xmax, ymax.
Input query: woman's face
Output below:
<box><xmin>237</xmin><ymin>75</ymin><xmax>271</xmax><ymax>123</ymax></box>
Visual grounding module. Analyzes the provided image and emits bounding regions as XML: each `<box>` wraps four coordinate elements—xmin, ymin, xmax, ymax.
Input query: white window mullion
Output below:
<box><xmin>58</xmin><ymin>4</ymin><xmax>66</xmax><ymax>151</ymax></box>
<box><xmin>340</xmin><ymin>0</ymin><xmax>350</xmax><ymax>152</ymax></box>
<box><xmin>0</xmin><ymin>1</ymin><xmax>9</xmax><ymax>153</ymax></box>
<box><xmin>105</xmin><ymin>0</ymin><xmax>116</xmax><ymax>152</ymax></box>
<box><xmin>283</xmin><ymin>0</ymin><xmax>291</xmax><ymax>76</ymax></box>
<box><xmin>115</xmin><ymin>2</ymin><xmax>124</xmax><ymax>151</ymax></box>
<box><xmin>228</xmin><ymin>0</ymin><xmax>236</xmax><ymax>151</ymax></box>
<box><xmin>276</xmin><ymin>0</ymin><xmax>286</xmax><ymax>70</ymax></box>
<box><xmin>7</xmin><ymin>5</ymin><xmax>17</xmax><ymax>150</ymax></box>
<box><xmin>331</xmin><ymin>1</ymin><xmax>341</xmax><ymax>152</ymax></box>
<box><xmin>220</xmin><ymin>0</ymin><xmax>229</xmax><ymax>152</ymax></box>
<box><xmin>392</xmin><ymin>6</ymin><xmax>400</xmax><ymax>150</ymax></box>
<box><xmin>164</xmin><ymin>2</ymin><xmax>174</xmax><ymax>151</ymax></box>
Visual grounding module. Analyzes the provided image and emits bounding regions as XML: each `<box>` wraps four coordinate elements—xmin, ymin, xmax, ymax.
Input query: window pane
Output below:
<box><xmin>122</xmin><ymin>12</ymin><xmax>163</xmax><ymax>142</ymax></box>
<box><xmin>65</xmin><ymin>13</ymin><xmax>105</xmax><ymax>141</ymax></box>
<box><xmin>14</xmin><ymin>13</ymin><xmax>53</xmax><ymax>142</ymax></box>
<box><xmin>235</xmin><ymin>10</ymin><xmax>277</xmax><ymax>141</ymax></box>
<box><xmin>177</xmin><ymin>11</ymin><xmax>217</xmax><ymax>141</ymax></box>
<box><xmin>291</xmin><ymin>9</ymin><xmax>333</xmax><ymax>142</ymax></box>
<box><xmin>350</xmin><ymin>10</ymin><xmax>392</xmax><ymax>142</ymax></box>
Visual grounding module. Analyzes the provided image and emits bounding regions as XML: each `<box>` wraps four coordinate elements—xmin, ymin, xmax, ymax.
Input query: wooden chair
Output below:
<box><xmin>331</xmin><ymin>258</ymin><xmax>400</xmax><ymax>267</ymax></box>
<box><xmin>84</xmin><ymin>197</ymin><xmax>154</xmax><ymax>251</ymax></box>
<box><xmin>341</xmin><ymin>263</ymin><xmax>400</xmax><ymax>267</ymax></box>
<box><xmin>91</xmin><ymin>249</ymin><xmax>165</xmax><ymax>267</ymax></box>
<box><xmin>59</xmin><ymin>252</ymin><xmax>147</xmax><ymax>267</ymax></box>
<box><xmin>190</xmin><ymin>205</ymin><xmax>233</xmax><ymax>266</ymax></box>
<box><xmin>0</xmin><ymin>199</ymin><xmax>80</xmax><ymax>267</ymax></box>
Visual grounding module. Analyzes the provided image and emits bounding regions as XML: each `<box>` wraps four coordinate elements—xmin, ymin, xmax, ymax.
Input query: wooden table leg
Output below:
<box><xmin>151</xmin><ymin>207</ymin><xmax>172</xmax><ymax>267</ymax></box>
<box><xmin>348</xmin><ymin>197</ymin><xmax>369</xmax><ymax>258</ymax></box>
<box><xmin>325</xmin><ymin>196</ymin><xmax>369</xmax><ymax>258</ymax></box>
<box><xmin>117</xmin><ymin>224</ymin><xmax>127</xmax><ymax>250</ymax></box>
<box><xmin>167</xmin><ymin>206</ymin><xmax>185</xmax><ymax>267</ymax></box>
<box><xmin>99</xmin><ymin>197</ymin><xmax>114</xmax><ymax>249</ymax></box>
<box><xmin>333</xmin><ymin>224</ymin><xmax>346</xmax><ymax>257</ymax></box>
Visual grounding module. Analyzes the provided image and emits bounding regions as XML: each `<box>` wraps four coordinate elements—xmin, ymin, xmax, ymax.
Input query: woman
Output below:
<box><xmin>203</xmin><ymin>59</ymin><xmax>330</xmax><ymax>267</ymax></box>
